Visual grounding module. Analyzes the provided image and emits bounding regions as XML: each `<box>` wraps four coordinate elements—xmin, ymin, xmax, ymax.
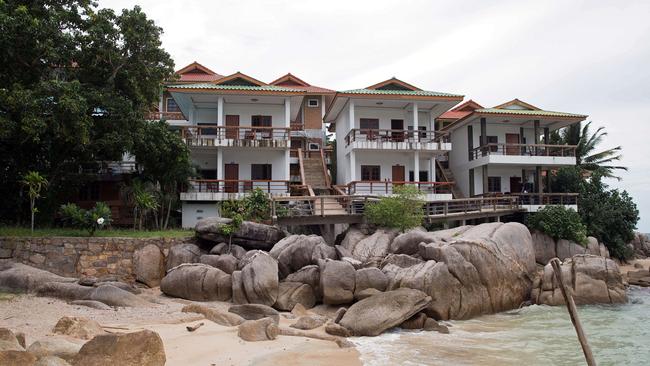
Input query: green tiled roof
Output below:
<box><xmin>476</xmin><ymin>108</ymin><xmax>586</xmax><ymax>118</ymax></box>
<box><xmin>340</xmin><ymin>88</ymin><xmax>463</xmax><ymax>98</ymax></box>
<box><xmin>166</xmin><ymin>83</ymin><xmax>303</xmax><ymax>92</ymax></box>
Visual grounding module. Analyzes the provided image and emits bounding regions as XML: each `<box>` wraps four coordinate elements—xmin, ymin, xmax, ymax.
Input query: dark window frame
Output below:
<box><xmin>360</xmin><ymin>165</ymin><xmax>381</xmax><ymax>181</ymax></box>
<box><xmin>487</xmin><ymin>176</ymin><xmax>502</xmax><ymax>193</ymax></box>
<box><xmin>251</xmin><ymin>164</ymin><xmax>272</xmax><ymax>180</ymax></box>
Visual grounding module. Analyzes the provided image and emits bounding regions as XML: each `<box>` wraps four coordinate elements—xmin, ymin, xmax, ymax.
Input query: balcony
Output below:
<box><xmin>180</xmin><ymin>125</ymin><xmax>290</xmax><ymax>148</ymax></box>
<box><xmin>469</xmin><ymin>143</ymin><xmax>577</xmax><ymax>166</ymax></box>
<box><xmin>180</xmin><ymin>179</ymin><xmax>290</xmax><ymax>201</ymax></box>
<box><xmin>513</xmin><ymin>193</ymin><xmax>578</xmax><ymax>212</ymax></box>
<box><xmin>344</xmin><ymin>129</ymin><xmax>451</xmax><ymax>151</ymax></box>
<box><xmin>147</xmin><ymin>111</ymin><xmax>186</xmax><ymax>121</ymax></box>
<box><xmin>346</xmin><ymin>181</ymin><xmax>454</xmax><ymax>201</ymax></box>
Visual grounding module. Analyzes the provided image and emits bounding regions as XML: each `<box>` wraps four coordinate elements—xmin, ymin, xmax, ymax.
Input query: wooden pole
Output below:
<box><xmin>550</xmin><ymin>258</ymin><xmax>597</xmax><ymax>366</ymax></box>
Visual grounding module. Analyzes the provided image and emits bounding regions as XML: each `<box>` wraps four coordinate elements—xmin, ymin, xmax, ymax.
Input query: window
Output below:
<box><xmin>308</xmin><ymin>142</ymin><xmax>320</xmax><ymax>151</ymax></box>
<box><xmin>251</xmin><ymin>164</ymin><xmax>272</xmax><ymax>180</ymax></box>
<box><xmin>307</xmin><ymin>99</ymin><xmax>319</xmax><ymax>107</ymax></box>
<box><xmin>408</xmin><ymin>171</ymin><xmax>429</xmax><ymax>182</ymax></box>
<box><xmin>408</xmin><ymin>126</ymin><xmax>427</xmax><ymax>139</ymax></box>
<box><xmin>359</xmin><ymin>118</ymin><xmax>379</xmax><ymax>133</ymax></box>
<box><xmin>251</xmin><ymin>115</ymin><xmax>272</xmax><ymax>127</ymax></box>
<box><xmin>487</xmin><ymin>136</ymin><xmax>498</xmax><ymax>152</ymax></box>
<box><xmin>487</xmin><ymin>177</ymin><xmax>501</xmax><ymax>193</ymax></box>
<box><xmin>361</xmin><ymin>165</ymin><xmax>380</xmax><ymax>181</ymax></box>
<box><xmin>166</xmin><ymin>98</ymin><xmax>180</xmax><ymax>112</ymax></box>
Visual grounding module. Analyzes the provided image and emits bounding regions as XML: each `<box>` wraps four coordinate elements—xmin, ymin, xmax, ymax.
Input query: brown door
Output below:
<box><xmin>392</xmin><ymin>165</ymin><xmax>405</xmax><ymax>185</ymax></box>
<box><xmin>510</xmin><ymin>176</ymin><xmax>522</xmax><ymax>193</ymax></box>
<box><xmin>506</xmin><ymin>133</ymin><xmax>519</xmax><ymax>155</ymax></box>
<box><xmin>391</xmin><ymin>119</ymin><xmax>404</xmax><ymax>141</ymax></box>
<box><xmin>224</xmin><ymin>164</ymin><xmax>239</xmax><ymax>193</ymax></box>
<box><xmin>225</xmin><ymin>115</ymin><xmax>239</xmax><ymax>139</ymax></box>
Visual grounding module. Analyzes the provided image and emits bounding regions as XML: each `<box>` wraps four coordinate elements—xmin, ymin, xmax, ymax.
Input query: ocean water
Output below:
<box><xmin>353</xmin><ymin>286</ymin><xmax>650</xmax><ymax>366</ymax></box>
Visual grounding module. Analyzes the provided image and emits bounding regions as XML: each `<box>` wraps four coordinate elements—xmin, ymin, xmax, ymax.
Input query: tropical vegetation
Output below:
<box><xmin>364</xmin><ymin>185</ymin><xmax>425</xmax><ymax>232</ymax></box>
<box><xmin>528</xmin><ymin>205</ymin><xmax>588</xmax><ymax>245</ymax></box>
<box><xmin>59</xmin><ymin>202</ymin><xmax>112</xmax><ymax>235</ymax></box>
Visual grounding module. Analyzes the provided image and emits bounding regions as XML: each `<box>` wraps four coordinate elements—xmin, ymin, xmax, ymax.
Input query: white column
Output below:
<box><xmin>431</xmin><ymin>156</ymin><xmax>437</xmax><ymax>181</ymax></box>
<box><xmin>413</xmin><ymin>151</ymin><xmax>420</xmax><ymax>182</ymax></box>
<box><xmin>348</xmin><ymin>99</ymin><xmax>355</xmax><ymax>132</ymax></box>
<box><xmin>158</xmin><ymin>91</ymin><xmax>164</xmax><ymax>112</ymax></box>
<box><xmin>216</xmin><ymin>149</ymin><xmax>223</xmax><ymax>180</ymax></box>
<box><xmin>430</xmin><ymin>110</ymin><xmax>435</xmax><ymax>131</ymax></box>
<box><xmin>349</xmin><ymin>150</ymin><xmax>356</xmax><ymax>183</ymax></box>
<box><xmin>284</xmin><ymin>149</ymin><xmax>290</xmax><ymax>181</ymax></box>
<box><xmin>284</xmin><ymin>98</ymin><xmax>291</xmax><ymax>128</ymax></box>
<box><xmin>217</xmin><ymin>97</ymin><xmax>224</xmax><ymax>126</ymax></box>
<box><xmin>413</xmin><ymin>102</ymin><xmax>419</xmax><ymax>130</ymax></box>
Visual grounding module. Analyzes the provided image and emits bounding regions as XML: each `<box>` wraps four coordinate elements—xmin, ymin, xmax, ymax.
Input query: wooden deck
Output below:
<box><xmin>272</xmin><ymin>195</ymin><xmax>524</xmax><ymax>226</ymax></box>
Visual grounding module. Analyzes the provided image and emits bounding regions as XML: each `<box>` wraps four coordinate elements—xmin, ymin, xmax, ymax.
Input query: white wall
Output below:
<box><xmin>223</xmin><ymin>103</ymin><xmax>286</xmax><ymax>127</ymax></box>
<box><xmin>354</xmin><ymin>107</ymin><xmax>432</xmax><ymax>131</ymax></box>
<box><xmin>190</xmin><ymin>148</ymin><xmax>287</xmax><ymax>180</ymax></box>
<box><xmin>182</xmin><ymin>202</ymin><xmax>218</xmax><ymax>228</ymax></box>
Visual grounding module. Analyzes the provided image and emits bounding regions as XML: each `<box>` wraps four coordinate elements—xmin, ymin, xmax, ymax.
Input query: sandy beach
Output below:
<box><xmin>0</xmin><ymin>289</ymin><xmax>361</xmax><ymax>366</ymax></box>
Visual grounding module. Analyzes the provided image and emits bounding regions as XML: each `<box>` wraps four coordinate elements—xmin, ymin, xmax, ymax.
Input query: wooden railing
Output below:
<box><xmin>319</xmin><ymin>148</ymin><xmax>331</xmax><ymax>187</ymax></box>
<box><xmin>186</xmin><ymin>179</ymin><xmax>290</xmax><ymax>194</ymax></box>
<box><xmin>424</xmin><ymin>196</ymin><xmax>520</xmax><ymax>217</ymax></box>
<box><xmin>347</xmin><ymin>181</ymin><xmax>454</xmax><ymax>195</ymax></box>
<box><xmin>344</xmin><ymin>129</ymin><xmax>449</xmax><ymax>146</ymax></box>
<box><xmin>290</xmin><ymin>122</ymin><xmax>303</xmax><ymax>131</ymax></box>
<box><xmin>79</xmin><ymin>161</ymin><xmax>138</xmax><ymax>175</ymax></box>
<box><xmin>297</xmin><ymin>148</ymin><xmax>307</xmax><ymax>186</ymax></box>
<box><xmin>470</xmin><ymin>143</ymin><xmax>577</xmax><ymax>160</ymax></box>
<box><xmin>180</xmin><ymin>125</ymin><xmax>290</xmax><ymax>145</ymax></box>
<box><xmin>147</xmin><ymin>111</ymin><xmax>186</xmax><ymax>121</ymax></box>
<box><xmin>512</xmin><ymin>193</ymin><xmax>578</xmax><ymax>206</ymax></box>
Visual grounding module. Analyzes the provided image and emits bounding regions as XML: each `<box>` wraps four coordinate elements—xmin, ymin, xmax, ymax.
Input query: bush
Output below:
<box><xmin>59</xmin><ymin>202</ymin><xmax>112</xmax><ymax>235</ymax></box>
<box><xmin>528</xmin><ymin>205</ymin><xmax>588</xmax><ymax>245</ymax></box>
<box><xmin>364</xmin><ymin>185</ymin><xmax>424</xmax><ymax>232</ymax></box>
<box><xmin>221</xmin><ymin>188</ymin><xmax>271</xmax><ymax>222</ymax></box>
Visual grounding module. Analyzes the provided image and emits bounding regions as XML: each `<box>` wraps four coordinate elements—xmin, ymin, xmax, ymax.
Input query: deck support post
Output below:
<box><xmin>482</xmin><ymin>165</ymin><xmax>488</xmax><ymax>195</ymax></box>
<box><xmin>534</xmin><ymin>120</ymin><xmax>540</xmax><ymax>155</ymax></box>
<box><xmin>535</xmin><ymin>165</ymin><xmax>542</xmax><ymax>194</ymax></box>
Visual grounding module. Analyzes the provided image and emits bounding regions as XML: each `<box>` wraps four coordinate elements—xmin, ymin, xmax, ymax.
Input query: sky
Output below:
<box><xmin>103</xmin><ymin>0</ymin><xmax>650</xmax><ymax>232</ymax></box>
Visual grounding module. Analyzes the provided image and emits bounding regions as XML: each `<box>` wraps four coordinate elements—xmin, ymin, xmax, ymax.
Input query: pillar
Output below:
<box><xmin>285</xmin><ymin>149</ymin><xmax>290</xmax><ymax>181</ymax></box>
<box><xmin>348</xmin><ymin>99</ymin><xmax>355</xmax><ymax>132</ymax></box>
<box><xmin>482</xmin><ymin>165</ymin><xmax>488</xmax><ymax>195</ymax></box>
<box><xmin>284</xmin><ymin>97</ymin><xmax>291</xmax><ymax>128</ymax></box>
<box><xmin>430</xmin><ymin>157</ymin><xmax>436</xmax><ymax>182</ymax></box>
<box><xmin>480</xmin><ymin>117</ymin><xmax>487</xmax><ymax>156</ymax></box>
<box><xmin>544</xmin><ymin>127</ymin><xmax>549</xmax><ymax>144</ymax></box>
<box><xmin>413</xmin><ymin>102</ymin><xmax>419</xmax><ymax>130</ymax></box>
<box><xmin>217</xmin><ymin>97</ymin><xmax>224</xmax><ymax>126</ymax></box>
<box><xmin>158</xmin><ymin>91</ymin><xmax>164</xmax><ymax>113</ymax></box>
<box><xmin>533</xmin><ymin>120</ymin><xmax>540</xmax><ymax>155</ymax></box>
<box><xmin>413</xmin><ymin>151</ymin><xmax>420</xmax><ymax>182</ymax></box>
<box><xmin>217</xmin><ymin>149</ymin><xmax>223</xmax><ymax>180</ymax></box>
<box><xmin>349</xmin><ymin>150</ymin><xmax>356</xmax><ymax>183</ymax></box>
<box><xmin>535</xmin><ymin>165</ymin><xmax>542</xmax><ymax>194</ymax></box>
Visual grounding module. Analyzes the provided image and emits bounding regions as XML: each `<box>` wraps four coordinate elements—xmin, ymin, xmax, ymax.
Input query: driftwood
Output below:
<box><xmin>186</xmin><ymin>322</ymin><xmax>205</xmax><ymax>332</ymax></box>
<box><xmin>278</xmin><ymin>326</ymin><xmax>353</xmax><ymax>348</ymax></box>
<box><xmin>550</xmin><ymin>258</ymin><xmax>597</xmax><ymax>366</ymax></box>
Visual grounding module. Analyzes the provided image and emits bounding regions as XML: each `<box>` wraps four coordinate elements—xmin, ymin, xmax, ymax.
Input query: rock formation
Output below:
<box><xmin>160</xmin><ymin>263</ymin><xmax>231</xmax><ymax>301</ymax></box>
<box><xmin>195</xmin><ymin>217</ymin><xmax>285</xmax><ymax>251</ymax></box>
<box><xmin>531</xmin><ymin>231</ymin><xmax>610</xmax><ymax>265</ymax></box>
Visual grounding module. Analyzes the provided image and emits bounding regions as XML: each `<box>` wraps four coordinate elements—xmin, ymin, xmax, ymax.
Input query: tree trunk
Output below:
<box><xmin>30</xmin><ymin>199</ymin><xmax>35</xmax><ymax>233</ymax></box>
<box><xmin>133</xmin><ymin>208</ymin><xmax>138</xmax><ymax>230</ymax></box>
<box><xmin>163</xmin><ymin>197</ymin><xmax>172</xmax><ymax>230</ymax></box>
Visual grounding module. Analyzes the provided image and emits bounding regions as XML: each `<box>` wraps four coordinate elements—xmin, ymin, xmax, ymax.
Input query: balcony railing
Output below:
<box><xmin>347</xmin><ymin>181</ymin><xmax>454</xmax><ymax>195</ymax></box>
<box><xmin>79</xmin><ymin>161</ymin><xmax>138</xmax><ymax>175</ymax></box>
<box><xmin>186</xmin><ymin>179</ymin><xmax>290</xmax><ymax>195</ymax></box>
<box><xmin>470</xmin><ymin>143</ymin><xmax>577</xmax><ymax>160</ymax></box>
<box><xmin>512</xmin><ymin>193</ymin><xmax>578</xmax><ymax>206</ymax></box>
<box><xmin>344</xmin><ymin>129</ymin><xmax>449</xmax><ymax>146</ymax></box>
<box><xmin>180</xmin><ymin>125</ymin><xmax>290</xmax><ymax>146</ymax></box>
<box><xmin>147</xmin><ymin>111</ymin><xmax>186</xmax><ymax>121</ymax></box>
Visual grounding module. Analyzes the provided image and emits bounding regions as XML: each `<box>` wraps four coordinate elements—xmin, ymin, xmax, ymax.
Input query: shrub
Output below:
<box><xmin>528</xmin><ymin>205</ymin><xmax>587</xmax><ymax>245</ymax></box>
<box><xmin>221</xmin><ymin>188</ymin><xmax>271</xmax><ymax>222</ymax></box>
<box><xmin>364</xmin><ymin>185</ymin><xmax>424</xmax><ymax>232</ymax></box>
<box><xmin>59</xmin><ymin>202</ymin><xmax>112</xmax><ymax>236</ymax></box>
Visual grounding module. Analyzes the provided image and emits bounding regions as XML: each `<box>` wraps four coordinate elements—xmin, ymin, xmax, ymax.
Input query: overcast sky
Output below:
<box><xmin>104</xmin><ymin>0</ymin><xmax>650</xmax><ymax>232</ymax></box>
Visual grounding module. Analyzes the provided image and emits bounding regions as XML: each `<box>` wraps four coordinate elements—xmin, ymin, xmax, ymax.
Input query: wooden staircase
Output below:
<box><xmin>437</xmin><ymin>158</ymin><xmax>464</xmax><ymax>198</ymax></box>
<box><xmin>299</xmin><ymin>149</ymin><xmax>330</xmax><ymax>190</ymax></box>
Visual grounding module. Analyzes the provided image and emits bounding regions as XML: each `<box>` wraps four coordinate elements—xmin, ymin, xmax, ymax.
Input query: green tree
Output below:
<box><xmin>364</xmin><ymin>185</ymin><xmax>424</xmax><ymax>232</ymax></box>
<box><xmin>0</xmin><ymin>1</ymin><xmax>174</xmax><ymax>224</ymax></box>
<box><xmin>528</xmin><ymin>205</ymin><xmax>588</xmax><ymax>245</ymax></box>
<box><xmin>21</xmin><ymin>171</ymin><xmax>48</xmax><ymax>232</ymax></box>
<box><xmin>60</xmin><ymin>202</ymin><xmax>111</xmax><ymax>235</ymax></box>
<box><xmin>550</xmin><ymin>121</ymin><xmax>627</xmax><ymax>180</ymax></box>
<box><xmin>132</xmin><ymin>120</ymin><xmax>194</xmax><ymax>229</ymax></box>
<box><xmin>121</xmin><ymin>179</ymin><xmax>159</xmax><ymax>230</ymax></box>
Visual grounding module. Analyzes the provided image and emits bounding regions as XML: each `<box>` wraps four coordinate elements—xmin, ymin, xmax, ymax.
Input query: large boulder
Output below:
<box><xmin>319</xmin><ymin>260</ymin><xmax>356</xmax><ymax>305</ymax></box>
<box><xmin>237</xmin><ymin>318</ymin><xmax>278</xmax><ymax>342</ymax></box>
<box><xmin>240</xmin><ymin>251</ymin><xmax>279</xmax><ymax>306</ymax></box>
<box><xmin>72</xmin><ymin>330</ymin><xmax>165</xmax><ymax>366</ymax></box>
<box><xmin>355</xmin><ymin>267</ymin><xmax>388</xmax><ymax>294</ymax></box>
<box><xmin>385</xmin><ymin>223</ymin><xmax>536</xmax><ymax>320</ymax></box>
<box><xmin>0</xmin><ymin>328</ymin><xmax>23</xmax><ymax>352</ymax></box>
<box><xmin>0</xmin><ymin>262</ymin><xmax>77</xmax><ymax>293</ymax></box>
<box><xmin>165</xmin><ymin>243</ymin><xmax>202</xmax><ymax>271</ymax></box>
<box><xmin>284</xmin><ymin>265</ymin><xmax>320</xmax><ymax>297</ymax></box>
<box><xmin>199</xmin><ymin>254</ymin><xmax>238</xmax><ymax>274</ymax></box>
<box><xmin>274</xmin><ymin>282</ymin><xmax>316</xmax><ymax>311</ymax></box>
<box><xmin>0</xmin><ymin>351</ymin><xmax>37</xmax><ymax>365</ymax></box>
<box><xmin>380</xmin><ymin>254</ymin><xmax>423</xmax><ymax>269</ymax></box>
<box><xmin>52</xmin><ymin>316</ymin><xmax>106</xmax><ymax>340</ymax></box>
<box><xmin>196</xmin><ymin>217</ymin><xmax>285</xmax><ymax>251</ymax></box>
<box><xmin>160</xmin><ymin>264</ymin><xmax>231</xmax><ymax>301</ymax></box>
<box><xmin>340</xmin><ymin>229</ymin><xmax>398</xmax><ymax>263</ymax></box>
<box><xmin>87</xmin><ymin>285</ymin><xmax>149</xmax><ymax>307</ymax></box>
<box><xmin>390</xmin><ymin>226</ymin><xmax>472</xmax><ymax>256</ymax></box>
<box><xmin>228</xmin><ymin>304</ymin><xmax>279</xmax><ymax>324</ymax></box>
<box><xmin>630</xmin><ymin>232</ymin><xmax>650</xmax><ymax>257</ymax></box>
<box><xmin>269</xmin><ymin>235</ymin><xmax>335</xmax><ymax>278</ymax></box>
<box><xmin>133</xmin><ymin>244</ymin><xmax>165</xmax><ymax>287</ymax></box>
<box><xmin>532</xmin><ymin>231</ymin><xmax>610</xmax><ymax>265</ymax></box>
<box><xmin>531</xmin><ymin>254</ymin><xmax>627</xmax><ymax>305</ymax></box>
<box><xmin>209</xmin><ymin>242</ymin><xmax>247</xmax><ymax>259</ymax></box>
<box><xmin>339</xmin><ymin>288</ymin><xmax>432</xmax><ymax>336</ymax></box>
<box><xmin>27</xmin><ymin>338</ymin><xmax>82</xmax><ymax>362</ymax></box>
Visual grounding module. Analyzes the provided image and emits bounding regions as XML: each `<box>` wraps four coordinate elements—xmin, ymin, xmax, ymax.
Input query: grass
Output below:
<box><xmin>0</xmin><ymin>226</ymin><xmax>195</xmax><ymax>238</ymax></box>
<box><xmin>0</xmin><ymin>291</ymin><xmax>17</xmax><ymax>301</ymax></box>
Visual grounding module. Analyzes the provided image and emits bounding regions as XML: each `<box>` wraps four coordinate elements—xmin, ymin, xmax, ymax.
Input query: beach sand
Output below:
<box><xmin>0</xmin><ymin>289</ymin><xmax>361</xmax><ymax>366</ymax></box>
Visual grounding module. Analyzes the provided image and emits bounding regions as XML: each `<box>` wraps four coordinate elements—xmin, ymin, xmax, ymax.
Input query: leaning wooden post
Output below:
<box><xmin>550</xmin><ymin>258</ymin><xmax>597</xmax><ymax>366</ymax></box>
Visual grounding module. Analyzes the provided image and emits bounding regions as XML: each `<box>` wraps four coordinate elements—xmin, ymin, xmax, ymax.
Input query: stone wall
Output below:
<box><xmin>0</xmin><ymin>236</ymin><xmax>194</xmax><ymax>282</ymax></box>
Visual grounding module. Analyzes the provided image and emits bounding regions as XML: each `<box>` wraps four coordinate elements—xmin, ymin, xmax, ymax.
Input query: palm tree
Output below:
<box><xmin>121</xmin><ymin>179</ymin><xmax>159</xmax><ymax>230</ymax></box>
<box><xmin>551</xmin><ymin>121</ymin><xmax>627</xmax><ymax>180</ymax></box>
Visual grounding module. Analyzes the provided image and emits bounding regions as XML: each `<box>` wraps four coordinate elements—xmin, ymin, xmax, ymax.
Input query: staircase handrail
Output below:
<box><xmin>297</xmin><ymin>148</ymin><xmax>307</xmax><ymax>186</ymax></box>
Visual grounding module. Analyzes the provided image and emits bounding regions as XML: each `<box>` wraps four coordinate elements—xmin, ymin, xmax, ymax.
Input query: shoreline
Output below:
<box><xmin>0</xmin><ymin>290</ymin><xmax>361</xmax><ymax>366</ymax></box>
